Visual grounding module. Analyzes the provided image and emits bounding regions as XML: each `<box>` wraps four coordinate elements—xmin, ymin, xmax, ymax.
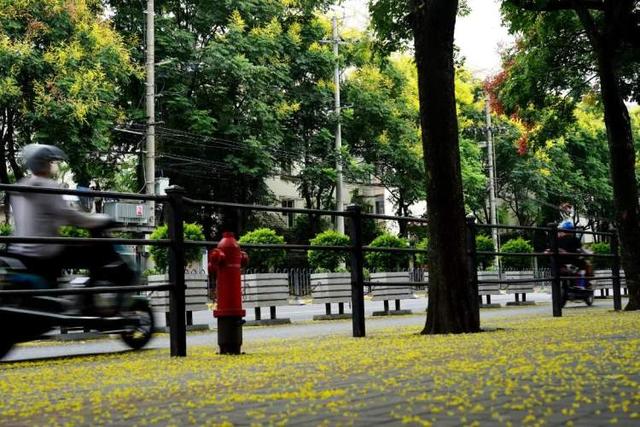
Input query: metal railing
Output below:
<box><xmin>0</xmin><ymin>183</ymin><xmax>624</xmax><ymax>357</ymax></box>
<box><xmin>472</xmin><ymin>219</ymin><xmax>622</xmax><ymax>316</ymax></box>
<box><xmin>173</xmin><ymin>199</ymin><xmax>432</xmax><ymax>339</ymax></box>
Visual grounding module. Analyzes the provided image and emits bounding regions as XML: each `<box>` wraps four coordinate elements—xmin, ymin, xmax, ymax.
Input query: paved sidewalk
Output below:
<box><xmin>2</xmin><ymin>304</ymin><xmax>638</xmax><ymax>426</ymax></box>
<box><xmin>4</xmin><ymin>292</ymin><xmax>622</xmax><ymax>362</ymax></box>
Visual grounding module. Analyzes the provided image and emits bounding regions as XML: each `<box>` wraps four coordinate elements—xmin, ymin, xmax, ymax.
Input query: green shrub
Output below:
<box><xmin>415</xmin><ymin>237</ymin><xmax>429</xmax><ymax>267</ymax></box>
<box><xmin>307</xmin><ymin>230</ymin><xmax>350</xmax><ymax>272</ymax></box>
<box><xmin>0</xmin><ymin>222</ymin><xmax>12</xmax><ymax>236</ymax></box>
<box><xmin>476</xmin><ymin>235</ymin><xmax>496</xmax><ymax>270</ymax></box>
<box><xmin>59</xmin><ymin>226</ymin><xmax>90</xmax><ymax>238</ymax></box>
<box><xmin>500</xmin><ymin>237</ymin><xmax>533</xmax><ymax>270</ymax></box>
<box><xmin>149</xmin><ymin>223</ymin><xmax>205</xmax><ymax>273</ymax></box>
<box><xmin>239</xmin><ymin>228</ymin><xmax>286</xmax><ymax>272</ymax></box>
<box><xmin>0</xmin><ymin>222</ymin><xmax>11</xmax><ymax>250</ymax></box>
<box><xmin>590</xmin><ymin>242</ymin><xmax>612</xmax><ymax>269</ymax></box>
<box><xmin>365</xmin><ymin>233</ymin><xmax>410</xmax><ymax>272</ymax></box>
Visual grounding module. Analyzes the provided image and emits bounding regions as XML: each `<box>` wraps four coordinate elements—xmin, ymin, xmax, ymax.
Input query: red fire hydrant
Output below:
<box><xmin>208</xmin><ymin>232</ymin><xmax>248</xmax><ymax>354</ymax></box>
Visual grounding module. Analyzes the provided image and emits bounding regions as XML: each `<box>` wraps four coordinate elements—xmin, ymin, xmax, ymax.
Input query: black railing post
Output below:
<box><xmin>166</xmin><ymin>186</ymin><xmax>187</xmax><ymax>356</ymax></box>
<box><xmin>347</xmin><ymin>204</ymin><xmax>365</xmax><ymax>337</ymax></box>
<box><xmin>466</xmin><ymin>215</ymin><xmax>480</xmax><ymax>324</ymax></box>
<box><xmin>548</xmin><ymin>223</ymin><xmax>562</xmax><ymax>317</ymax></box>
<box><xmin>611</xmin><ymin>230</ymin><xmax>622</xmax><ymax>311</ymax></box>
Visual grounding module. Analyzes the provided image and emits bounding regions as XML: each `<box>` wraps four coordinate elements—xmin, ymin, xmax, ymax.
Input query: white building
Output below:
<box><xmin>264</xmin><ymin>172</ymin><xmax>389</xmax><ymax>229</ymax></box>
<box><xmin>264</xmin><ymin>164</ymin><xmax>433</xmax><ymax>239</ymax></box>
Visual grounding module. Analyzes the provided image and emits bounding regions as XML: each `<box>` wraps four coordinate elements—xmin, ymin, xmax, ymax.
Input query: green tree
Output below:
<box><xmin>414</xmin><ymin>237</ymin><xmax>429</xmax><ymax>267</ymax></box>
<box><xmin>500</xmin><ymin>0</ymin><xmax>640</xmax><ymax>310</ymax></box>
<box><xmin>280</xmin><ymin>13</ymin><xmax>344</xmax><ymax>236</ymax></box>
<box><xmin>493</xmin><ymin>120</ymin><xmax>547</xmax><ymax>226</ymax></box>
<box><xmin>0</xmin><ymin>0</ymin><xmax>138</xmax><ymax>188</ymax></box>
<box><xmin>460</xmin><ymin>137</ymin><xmax>489</xmax><ymax>220</ymax></box>
<box><xmin>344</xmin><ymin>55</ymin><xmax>487</xmax><ymax>236</ymax></box>
<box><xmin>349</xmin><ymin>189</ymin><xmax>384</xmax><ymax>245</ymax></box>
<box><xmin>106</xmin><ymin>0</ymin><xmax>334</xmax><ymax>236</ymax></box>
<box><xmin>455</xmin><ymin>70</ymin><xmax>492</xmax><ymax>222</ymax></box>
<box><xmin>343</xmin><ymin>56</ymin><xmax>425</xmax><ymax>236</ymax></box>
<box><xmin>540</xmin><ymin>102</ymin><xmax>615</xmax><ymax>229</ymax></box>
<box><xmin>470</xmin><ymin>96</ymin><xmax>615</xmax><ymax>230</ymax></box>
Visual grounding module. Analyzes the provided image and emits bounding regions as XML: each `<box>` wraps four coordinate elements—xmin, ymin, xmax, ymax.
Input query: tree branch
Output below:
<box><xmin>573</xmin><ymin>5</ymin><xmax>602</xmax><ymax>49</ymax></box>
<box><xmin>509</xmin><ymin>0</ymin><xmax>605</xmax><ymax>11</ymax></box>
<box><xmin>616</xmin><ymin>0</ymin><xmax>640</xmax><ymax>48</ymax></box>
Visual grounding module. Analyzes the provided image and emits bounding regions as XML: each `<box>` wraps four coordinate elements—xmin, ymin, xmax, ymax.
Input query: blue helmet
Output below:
<box><xmin>558</xmin><ymin>219</ymin><xmax>574</xmax><ymax>230</ymax></box>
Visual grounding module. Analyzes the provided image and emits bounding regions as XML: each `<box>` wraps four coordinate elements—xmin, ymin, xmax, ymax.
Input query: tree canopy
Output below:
<box><xmin>0</xmin><ymin>0</ymin><xmax>137</xmax><ymax>186</ymax></box>
<box><xmin>498</xmin><ymin>0</ymin><xmax>640</xmax><ymax>310</ymax></box>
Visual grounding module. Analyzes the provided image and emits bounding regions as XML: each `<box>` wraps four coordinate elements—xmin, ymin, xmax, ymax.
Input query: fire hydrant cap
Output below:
<box><xmin>223</xmin><ymin>231</ymin><xmax>235</xmax><ymax>239</ymax></box>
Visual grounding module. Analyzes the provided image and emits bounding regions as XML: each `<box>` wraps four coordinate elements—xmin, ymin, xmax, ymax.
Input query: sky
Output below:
<box><xmin>340</xmin><ymin>0</ymin><xmax>514</xmax><ymax>79</ymax></box>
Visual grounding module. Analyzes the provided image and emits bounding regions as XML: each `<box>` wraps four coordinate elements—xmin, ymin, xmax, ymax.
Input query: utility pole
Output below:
<box><xmin>485</xmin><ymin>98</ymin><xmax>498</xmax><ymax>250</ymax></box>
<box><xmin>145</xmin><ymin>0</ymin><xmax>156</xmax><ymax>225</ymax></box>
<box><xmin>332</xmin><ymin>15</ymin><xmax>345</xmax><ymax>234</ymax></box>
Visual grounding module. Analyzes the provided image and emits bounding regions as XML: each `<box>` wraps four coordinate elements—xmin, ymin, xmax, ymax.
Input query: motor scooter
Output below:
<box><xmin>0</xmin><ymin>226</ymin><xmax>154</xmax><ymax>360</ymax></box>
<box><xmin>559</xmin><ymin>263</ymin><xmax>595</xmax><ymax>307</ymax></box>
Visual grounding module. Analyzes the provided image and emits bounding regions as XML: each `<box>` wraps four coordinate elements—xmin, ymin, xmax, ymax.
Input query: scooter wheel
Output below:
<box><xmin>120</xmin><ymin>300</ymin><xmax>154</xmax><ymax>350</ymax></box>
<box><xmin>0</xmin><ymin>335</ymin><xmax>14</xmax><ymax>360</ymax></box>
<box><xmin>585</xmin><ymin>294</ymin><xmax>594</xmax><ymax>306</ymax></box>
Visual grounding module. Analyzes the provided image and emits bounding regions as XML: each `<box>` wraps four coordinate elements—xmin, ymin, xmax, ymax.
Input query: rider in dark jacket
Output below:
<box><xmin>557</xmin><ymin>220</ymin><xmax>592</xmax><ymax>288</ymax></box>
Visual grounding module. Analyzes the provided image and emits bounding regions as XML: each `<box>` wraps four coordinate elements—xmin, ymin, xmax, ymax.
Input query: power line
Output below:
<box><xmin>157</xmin><ymin>153</ymin><xmax>234</xmax><ymax>169</ymax></box>
<box><xmin>155</xmin><ymin>134</ymin><xmax>303</xmax><ymax>161</ymax></box>
<box><xmin>132</xmin><ymin>124</ymin><xmax>314</xmax><ymax>160</ymax></box>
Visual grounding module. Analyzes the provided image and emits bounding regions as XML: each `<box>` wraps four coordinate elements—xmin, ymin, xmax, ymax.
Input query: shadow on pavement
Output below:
<box><xmin>0</xmin><ymin>347</ymin><xmax>153</xmax><ymax>365</ymax></box>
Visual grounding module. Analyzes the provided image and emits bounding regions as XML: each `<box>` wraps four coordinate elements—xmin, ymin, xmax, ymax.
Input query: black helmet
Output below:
<box><xmin>21</xmin><ymin>144</ymin><xmax>67</xmax><ymax>175</ymax></box>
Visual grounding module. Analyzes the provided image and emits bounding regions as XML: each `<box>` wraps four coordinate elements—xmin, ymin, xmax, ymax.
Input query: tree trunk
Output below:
<box><xmin>412</xmin><ymin>0</ymin><xmax>480</xmax><ymax>334</ymax></box>
<box><xmin>397</xmin><ymin>197</ymin><xmax>408</xmax><ymax>237</ymax></box>
<box><xmin>596</xmin><ymin>47</ymin><xmax>640</xmax><ymax>310</ymax></box>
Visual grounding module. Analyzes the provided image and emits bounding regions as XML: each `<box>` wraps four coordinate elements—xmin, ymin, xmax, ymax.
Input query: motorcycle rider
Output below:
<box><xmin>8</xmin><ymin>144</ymin><xmax>136</xmax><ymax>289</ymax></box>
<box><xmin>557</xmin><ymin>219</ymin><xmax>593</xmax><ymax>289</ymax></box>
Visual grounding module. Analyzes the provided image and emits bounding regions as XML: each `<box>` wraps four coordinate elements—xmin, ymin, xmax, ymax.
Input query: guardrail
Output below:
<box><xmin>0</xmin><ymin>183</ymin><xmax>623</xmax><ymax>356</ymax></box>
<box><xmin>473</xmin><ymin>219</ymin><xmax>622</xmax><ymax>316</ymax></box>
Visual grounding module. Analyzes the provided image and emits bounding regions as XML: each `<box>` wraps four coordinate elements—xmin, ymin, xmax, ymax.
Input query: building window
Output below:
<box><xmin>282</xmin><ymin>199</ymin><xmax>295</xmax><ymax>228</ymax></box>
<box><xmin>375</xmin><ymin>198</ymin><xmax>385</xmax><ymax>215</ymax></box>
